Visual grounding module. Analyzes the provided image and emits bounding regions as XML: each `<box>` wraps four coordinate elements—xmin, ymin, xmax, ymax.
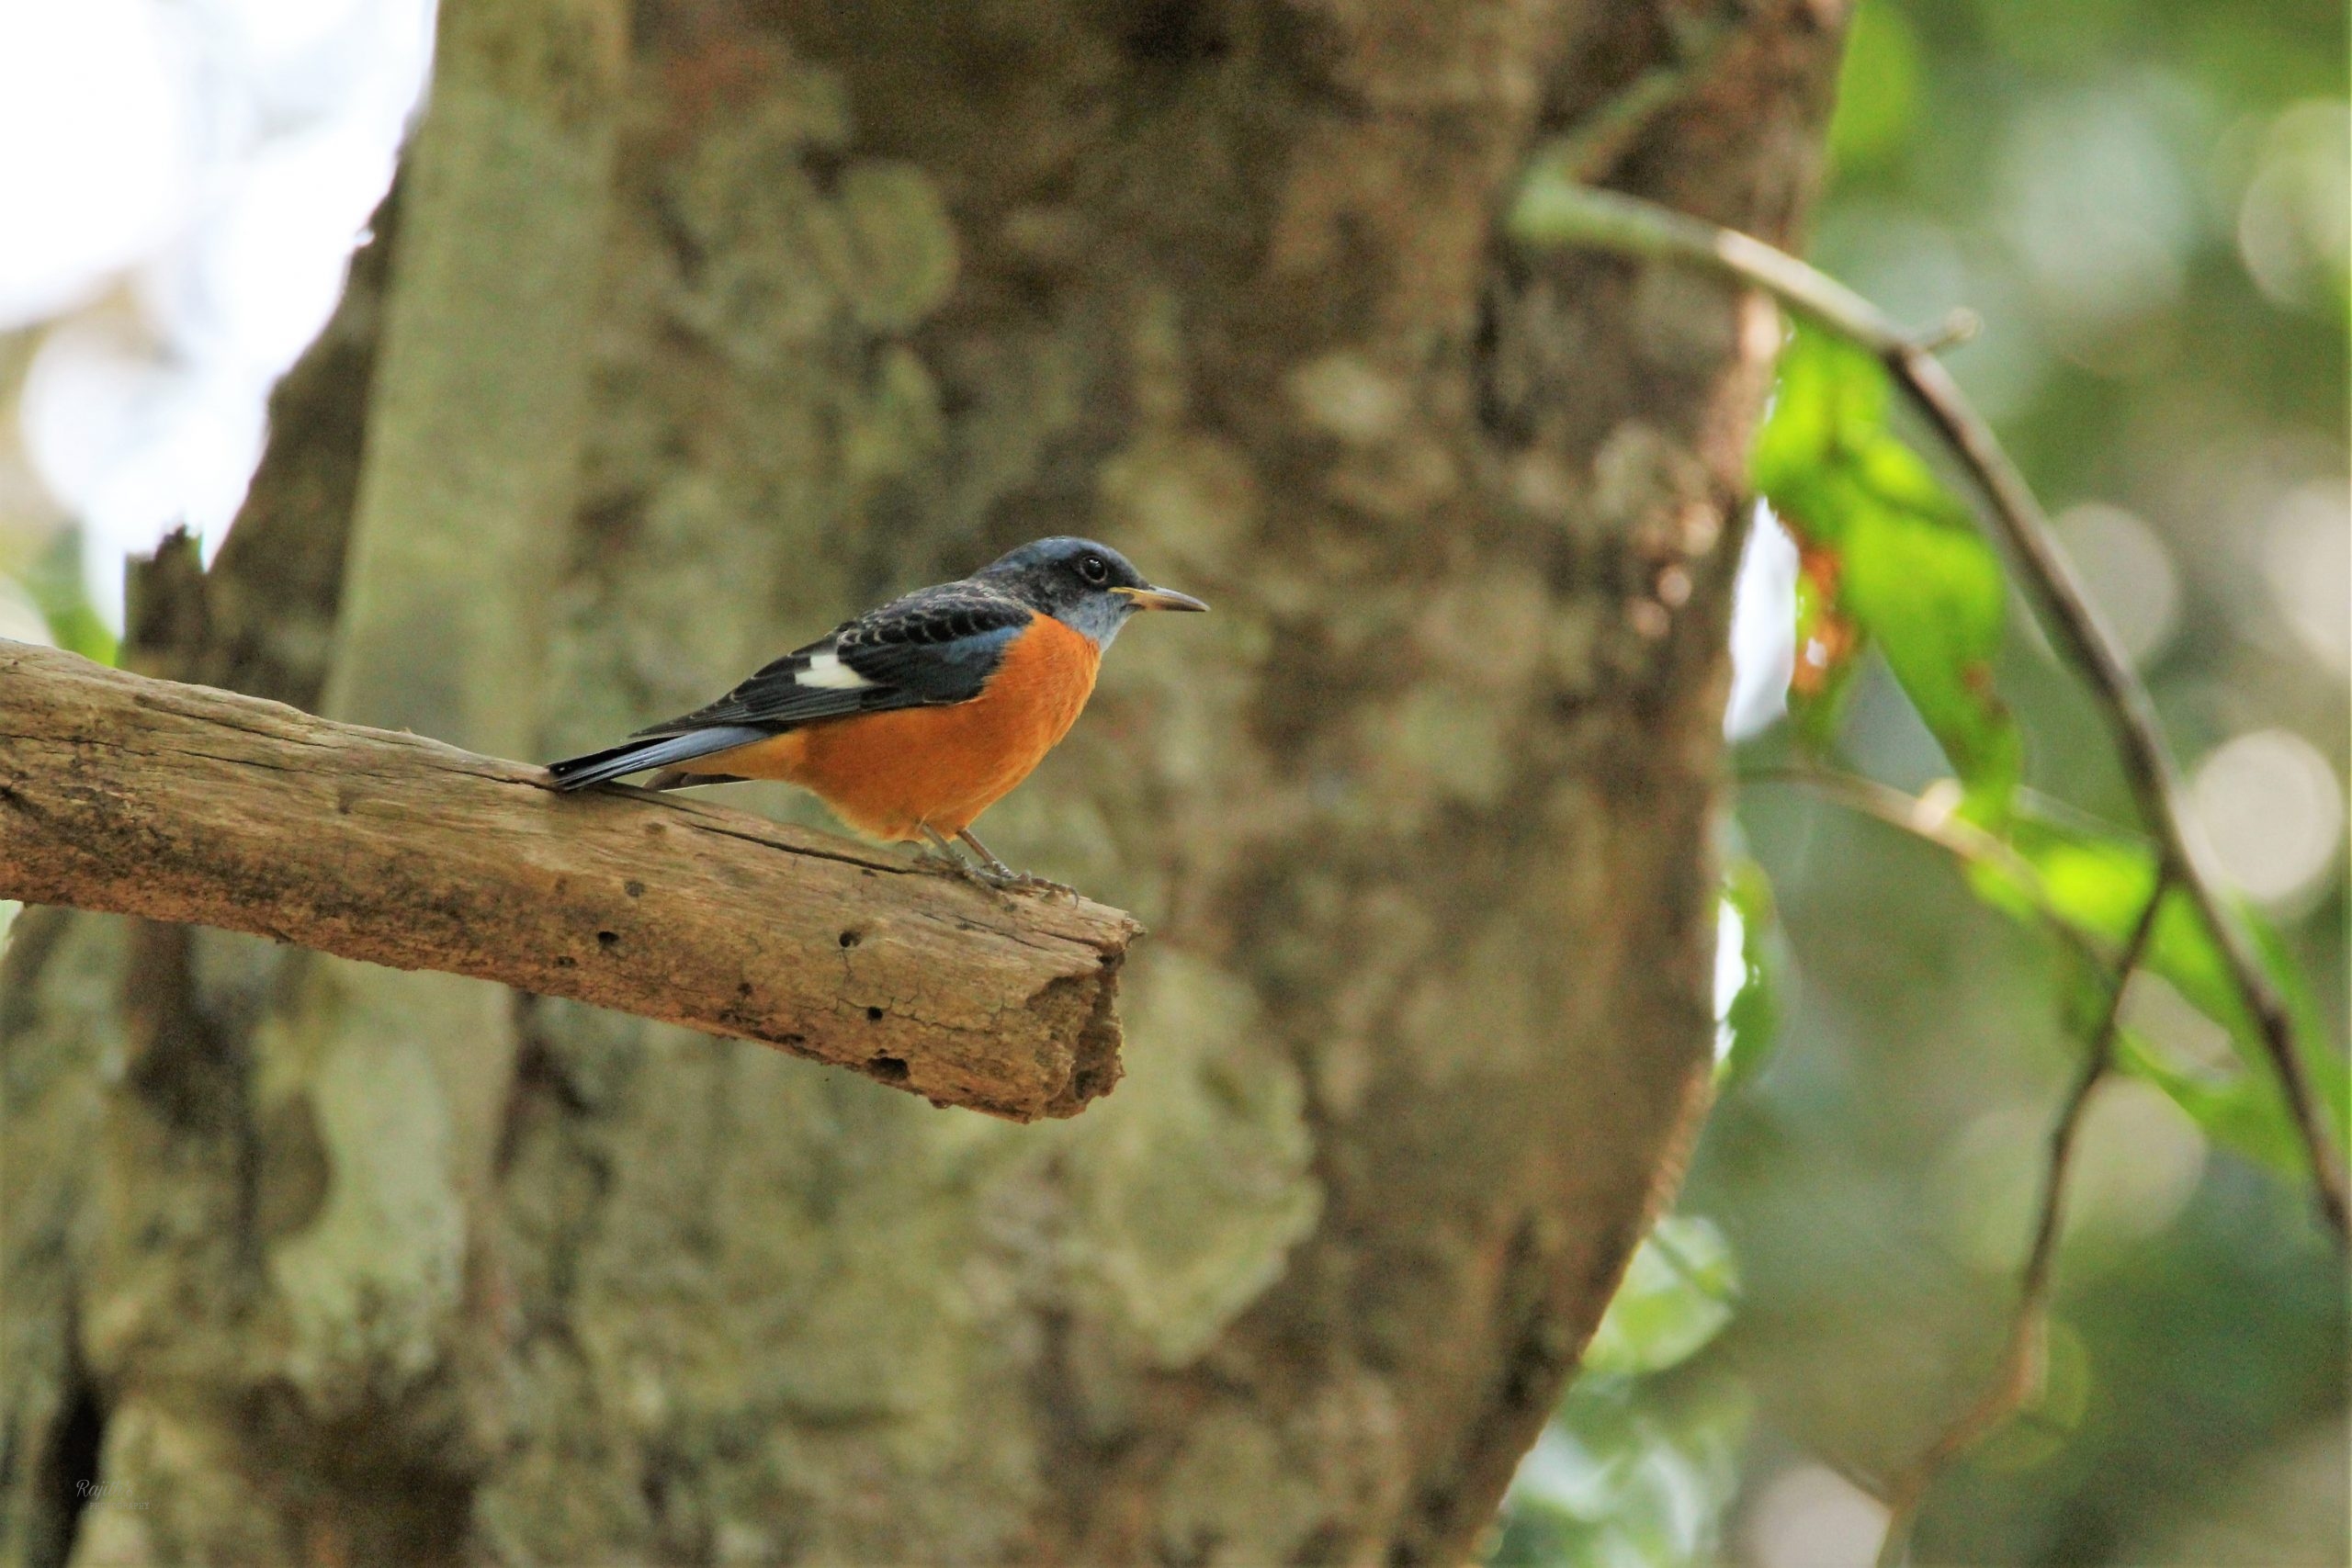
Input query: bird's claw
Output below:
<box><xmin>961</xmin><ymin>860</ymin><xmax>1076</xmax><ymax>898</ymax></box>
<box><xmin>917</xmin><ymin>847</ymin><xmax>1073</xmax><ymax>898</ymax></box>
<box><xmin>914</xmin><ymin>825</ymin><xmax>1077</xmax><ymax>898</ymax></box>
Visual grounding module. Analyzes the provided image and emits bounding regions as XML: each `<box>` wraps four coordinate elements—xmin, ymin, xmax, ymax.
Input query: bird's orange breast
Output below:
<box><xmin>692</xmin><ymin>615</ymin><xmax>1102</xmax><ymax>841</ymax></box>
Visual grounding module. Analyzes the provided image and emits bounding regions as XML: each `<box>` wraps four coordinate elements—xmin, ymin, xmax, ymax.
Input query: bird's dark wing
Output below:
<box><xmin>639</xmin><ymin>583</ymin><xmax>1032</xmax><ymax>735</ymax></box>
<box><xmin>545</xmin><ymin>584</ymin><xmax>1031</xmax><ymax>791</ymax></box>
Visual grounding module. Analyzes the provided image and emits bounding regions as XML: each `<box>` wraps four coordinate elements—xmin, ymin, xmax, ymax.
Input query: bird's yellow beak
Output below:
<box><xmin>1112</xmin><ymin>585</ymin><xmax>1209</xmax><ymax>613</ymax></box>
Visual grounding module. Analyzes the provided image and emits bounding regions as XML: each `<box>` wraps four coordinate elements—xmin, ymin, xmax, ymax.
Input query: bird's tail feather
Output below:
<box><xmin>544</xmin><ymin>726</ymin><xmax>769</xmax><ymax>791</ymax></box>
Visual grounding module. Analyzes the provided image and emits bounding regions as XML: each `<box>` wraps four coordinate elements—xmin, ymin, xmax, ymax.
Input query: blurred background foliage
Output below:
<box><xmin>1498</xmin><ymin>0</ymin><xmax>2349</xmax><ymax>1563</ymax></box>
<box><xmin>0</xmin><ymin>0</ymin><xmax>2342</xmax><ymax>1563</ymax></box>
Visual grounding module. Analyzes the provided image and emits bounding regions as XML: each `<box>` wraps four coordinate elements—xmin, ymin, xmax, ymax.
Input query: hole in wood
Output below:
<box><xmin>867</xmin><ymin>1055</ymin><xmax>909</xmax><ymax>1083</ymax></box>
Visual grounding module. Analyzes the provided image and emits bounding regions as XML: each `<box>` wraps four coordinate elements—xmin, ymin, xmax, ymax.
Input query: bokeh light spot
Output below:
<box><xmin>1713</xmin><ymin>897</ymin><xmax>1747</xmax><ymax>1062</ymax></box>
<box><xmin>1744</xmin><ymin>1464</ymin><xmax>1889</xmax><ymax>1568</ymax></box>
<box><xmin>2236</xmin><ymin>100</ymin><xmax>2350</xmax><ymax>312</ymax></box>
<box><xmin>2188</xmin><ymin>728</ymin><xmax>2346</xmax><ymax>910</ymax></box>
<box><xmin>2065</xmin><ymin>1077</ymin><xmax>2208</xmax><ymax>1244</ymax></box>
<box><xmin>2054</xmin><ymin>502</ymin><xmax>2180</xmax><ymax>668</ymax></box>
<box><xmin>1724</xmin><ymin>503</ymin><xmax>1799</xmax><ymax>742</ymax></box>
<box><xmin>2258</xmin><ymin>480</ymin><xmax>2350</xmax><ymax>677</ymax></box>
<box><xmin>0</xmin><ymin>0</ymin><xmax>202</xmax><ymax>329</ymax></box>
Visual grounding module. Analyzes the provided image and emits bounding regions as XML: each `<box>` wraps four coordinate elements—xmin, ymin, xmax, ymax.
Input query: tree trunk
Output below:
<box><xmin>2</xmin><ymin>1</ymin><xmax>1843</xmax><ymax>1562</ymax></box>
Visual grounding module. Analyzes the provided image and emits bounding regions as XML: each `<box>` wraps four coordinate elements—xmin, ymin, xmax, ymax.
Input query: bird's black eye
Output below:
<box><xmin>1077</xmin><ymin>553</ymin><xmax>1110</xmax><ymax>585</ymax></box>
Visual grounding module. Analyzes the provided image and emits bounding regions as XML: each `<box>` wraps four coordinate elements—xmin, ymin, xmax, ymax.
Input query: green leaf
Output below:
<box><xmin>1495</xmin><ymin>1218</ymin><xmax>1750</xmax><ymax>1566</ymax></box>
<box><xmin>1715</xmin><ymin>859</ymin><xmax>1781</xmax><ymax>1089</ymax></box>
<box><xmin>2150</xmin><ymin>899</ymin><xmax>2350</xmax><ymax>1160</ymax></box>
<box><xmin>1827</xmin><ymin>1</ymin><xmax>1923</xmax><ymax>173</ymax></box>
<box><xmin>1582</xmin><ymin>1216</ymin><xmax>1739</xmax><ymax>1378</ymax></box>
<box><xmin>1495</xmin><ymin>1371</ymin><xmax>1753</xmax><ymax>1568</ymax></box>
<box><xmin>1985</xmin><ymin>815</ymin><xmax>2350</xmax><ymax>1170</ymax></box>
<box><xmin>2113</xmin><ymin>1027</ymin><xmax>2306</xmax><ymax>1178</ymax></box>
<box><xmin>1753</xmin><ymin>325</ymin><xmax>2022</xmax><ymax>816</ymax></box>
<box><xmin>1972</xmin><ymin>1315</ymin><xmax>2095</xmax><ymax>1472</ymax></box>
<box><xmin>1788</xmin><ymin>528</ymin><xmax>1867</xmax><ymax>749</ymax></box>
<box><xmin>1841</xmin><ymin>509</ymin><xmax>2020</xmax><ymax>807</ymax></box>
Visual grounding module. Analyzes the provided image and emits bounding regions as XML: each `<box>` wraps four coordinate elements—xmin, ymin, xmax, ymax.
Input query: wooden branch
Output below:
<box><xmin>0</xmin><ymin>640</ymin><xmax>1138</xmax><ymax>1121</ymax></box>
<box><xmin>1516</xmin><ymin>184</ymin><xmax>2350</xmax><ymax>1244</ymax></box>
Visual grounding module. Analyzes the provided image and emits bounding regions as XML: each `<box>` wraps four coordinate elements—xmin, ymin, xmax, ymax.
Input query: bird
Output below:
<box><xmin>545</xmin><ymin>537</ymin><xmax>1206</xmax><ymax>889</ymax></box>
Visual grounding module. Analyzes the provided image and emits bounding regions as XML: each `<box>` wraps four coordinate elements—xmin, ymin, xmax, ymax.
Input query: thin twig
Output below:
<box><xmin>1891</xmin><ymin>355</ymin><xmax>2346</xmax><ymax>1244</ymax></box>
<box><xmin>1533</xmin><ymin>12</ymin><xmax>1746</xmax><ymax>185</ymax></box>
<box><xmin>1515</xmin><ymin>184</ymin><xmax>2348</xmax><ymax>1243</ymax></box>
<box><xmin>1870</xmin><ymin>881</ymin><xmax>2169</xmax><ymax>1568</ymax></box>
<box><xmin>1909</xmin><ymin>307</ymin><xmax>1981</xmax><ymax>354</ymax></box>
<box><xmin>1738</xmin><ymin>765</ymin><xmax>2107</xmax><ymax>975</ymax></box>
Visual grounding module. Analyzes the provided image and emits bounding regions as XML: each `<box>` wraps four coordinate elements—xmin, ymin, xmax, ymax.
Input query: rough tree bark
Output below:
<box><xmin>1</xmin><ymin>0</ymin><xmax>1843</xmax><ymax>1562</ymax></box>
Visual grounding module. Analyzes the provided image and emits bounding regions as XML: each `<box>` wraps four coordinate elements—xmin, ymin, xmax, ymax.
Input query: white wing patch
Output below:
<box><xmin>796</xmin><ymin>649</ymin><xmax>876</xmax><ymax>690</ymax></box>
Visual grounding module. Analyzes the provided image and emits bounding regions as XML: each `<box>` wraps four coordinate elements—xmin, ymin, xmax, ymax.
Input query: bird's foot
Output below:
<box><xmin>955</xmin><ymin>856</ymin><xmax>1075</xmax><ymax>898</ymax></box>
<box><xmin>913</xmin><ymin>829</ymin><xmax>1073</xmax><ymax>897</ymax></box>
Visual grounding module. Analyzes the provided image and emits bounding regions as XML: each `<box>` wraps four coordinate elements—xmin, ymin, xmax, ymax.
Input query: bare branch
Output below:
<box><xmin>1516</xmin><ymin>185</ymin><xmax>2348</xmax><ymax>1243</ymax></box>
<box><xmin>1871</xmin><ymin>881</ymin><xmax>2169</xmax><ymax>1568</ymax></box>
<box><xmin>0</xmin><ymin>641</ymin><xmax>1137</xmax><ymax>1121</ymax></box>
<box><xmin>1739</xmin><ymin>766</ymin><xmax>2108</xmax><ymax>974</ymax></box>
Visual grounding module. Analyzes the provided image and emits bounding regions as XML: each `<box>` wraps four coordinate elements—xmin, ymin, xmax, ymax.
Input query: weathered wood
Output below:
<box><xmin>0</xmin><ymin>640</ymin><xmax>1136</xmax><ymax>1120</ymax></box>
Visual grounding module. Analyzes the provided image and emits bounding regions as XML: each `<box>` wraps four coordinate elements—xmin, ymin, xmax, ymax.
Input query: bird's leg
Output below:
<box><xmin>957</xmin><ymin>829</ymin><xmax>1074</xmax><ymax>897</ymax></box>
<box><xmin>913</xmin><ymin>823</ymin><xmax>1048</xmax><ymax>895</ymax></box>
<box><xmin>915</xmin><ymin>822</ymin><xmax>978</xmax><ymax>876</ymax></box>
<box><xmin>952</xmin><ymin>827</ymin><xmax>1020</xmax><ymax>881</ymax></box>
<box><xmin>913</xmin><ymin>823</ymin><xmax>1072</xmax><ymax>897</ymax></box>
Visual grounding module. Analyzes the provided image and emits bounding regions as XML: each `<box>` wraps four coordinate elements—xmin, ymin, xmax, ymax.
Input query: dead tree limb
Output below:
<box><xmin>0</xmin><ymin>640</ymin><xmax>1137</xmax><ymax>1121</ymax></box>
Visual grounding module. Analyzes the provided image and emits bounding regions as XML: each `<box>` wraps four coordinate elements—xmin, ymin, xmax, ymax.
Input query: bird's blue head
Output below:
<box><xmin>977</xmin><ymin>536</ymin><xmax>1207</xmax><ymax>646</ymax></box>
